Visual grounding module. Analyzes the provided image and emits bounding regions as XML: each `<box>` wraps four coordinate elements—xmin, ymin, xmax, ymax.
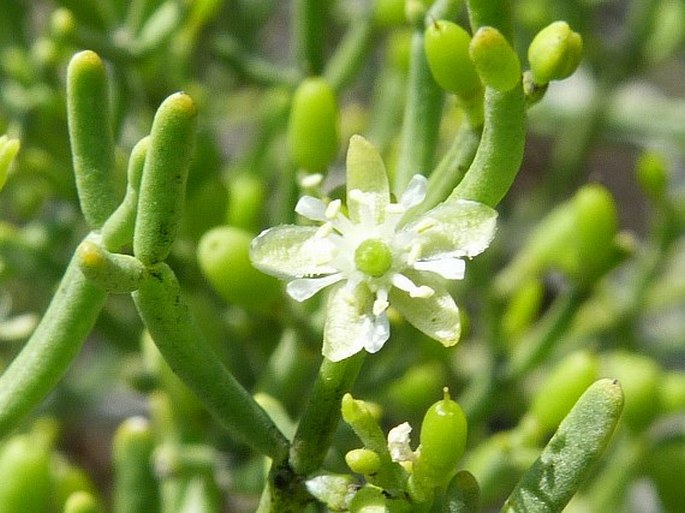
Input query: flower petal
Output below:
<box><xmin>390</xmin><ymin>273</ymin><xmax>461</xmax><ymax>347</ymax></box>
<box><xmin>323</xmin><ymin>283</ymin><xmax>382</xmax><ymax>361</ymax></box>
<box><xmin>413</xmin><ymin>257</ymin><xmax>466</xmax><ymax>280</ymax></box>
<box><xmin>286</xmin><ymin>273</ymin><xmax>345</xmax><ymax>301</ymax></box>
<box><xmin>345</xmin><ymin>135</ymin><xmax>389</xmax><ymax>225</ymax></box>
<box><xmin>250</xmin><ymin>225</ymin><xmax>338</xmax><ymax>279</ymax></box>
<box><xmin>405</xmin><ymin>199</ymin><xmax>497</xmax><ymax>259</ymax></box>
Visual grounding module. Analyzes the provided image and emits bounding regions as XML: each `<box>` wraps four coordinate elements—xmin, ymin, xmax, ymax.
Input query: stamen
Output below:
<box><xmin>315</xmin><ymin>222</ymin><xmax>334</xmax><ymax>238</ymax></box>
<box><xmin>414</xmin><ymin>218</ymin><xmax>437</xmax><ymax>233</ymax></box>
<box><xmin>300</xmin><ymin>173</ymin><xmax>323</xmax><ymax>188</ymax></box>
<box><xmin>325</xmin><ymin>199</ymin><xmax>342</xmax><ymax>219</ymax></box>
<box><xmin>411</xmin><ymin>285</ymin><xmax>435</xmax><ymax>299</ymax></box>
<box><xmin>386</xmin><ymin>203</ymin><xmax>405</xmax><ymax>215</ymax></box>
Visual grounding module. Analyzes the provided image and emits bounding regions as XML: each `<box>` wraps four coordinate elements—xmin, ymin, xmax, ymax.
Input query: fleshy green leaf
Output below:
<box><xmin>502</xmin><ymin>379</ymin><xmax>624</xmax><ymax>513</ymax></box>
<box><xmin>250</xmin><ymin>225</ymin><xmax>337</xmax><ymax>279</ymax></box>
<box><xmin>323</xmin><ymin>283</ymin><xmax>381</xmax><ymax>361</ymax></box>
<box><xmin>389</xmin><ymin>273</ymin><xmax>461</xmax><ymax>346</ymax></box>
<box><xmin>346</xmin><ymin>135</ymin><xmax>390</xmax><ymax>225</ymax></box>
<box><xmin>406</xmin><ymin>199</ymin><xmax>497</xmax><ymax>259</ymax></box>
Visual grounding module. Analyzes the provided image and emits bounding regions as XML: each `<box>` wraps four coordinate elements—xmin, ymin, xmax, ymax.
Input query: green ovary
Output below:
<box><xmin>354</xmin><ymin>239</ymin><xmax>393</xmax><ymax>277</ymax></box>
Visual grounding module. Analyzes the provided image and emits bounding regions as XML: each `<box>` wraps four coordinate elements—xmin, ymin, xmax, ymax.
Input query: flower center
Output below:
<box><xmin>354</xmin><ymin>239</ymin><xmax>393</xmax><ymax>277</ymax></box>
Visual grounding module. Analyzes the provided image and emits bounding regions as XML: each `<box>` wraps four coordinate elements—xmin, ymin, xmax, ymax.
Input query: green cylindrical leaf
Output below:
<box><xmin>76</xmin><ymin>240</ymin><xmax>145</xmax><ymax>293</ymax></box>
<box><xmin>287</xmin><ymin>77</ymin><xmax>339</xmax><ymax>172</ymax></box>
<box><xmin>0</xmin><ymin>255</ymin><xmax>107</xmax><ymax>439</ymax></box>
<box><xmin>132</xmin><ymin>263</ymin><xmax>289</xmax><ymax>460</ymax></box>
<box><xmin>469</xmin><ymin>26</ymin><xmax>521</xmax><ymax>92</ymax></box>
<box><xmin>112</xmin><ymin>417</ymin><xmax>160</xmax><ymax>513</ymax></box>
<box><xmin>102</xmin><ymin>136</ymin><xmax>149</xmax><ymax>251</ymax></box>
<box><xmin>133</xmin><ymin>92</ymin><xmax>197</xmax><ymax>265</ymax></box>
<box><xmin>502</xmin><ymin>379</ymin><xmax>624</xmax><ymax>513</ymax></box>
<box><xmin>66</xmin><ymin>50</ymin><xmax>118</xmax><ymax>228</ymax></box>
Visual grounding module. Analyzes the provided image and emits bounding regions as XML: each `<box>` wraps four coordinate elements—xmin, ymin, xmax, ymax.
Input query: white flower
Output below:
<box><xmin>250</xmin><ymin>135</ymin><xmax>497</xmax><ymax>361</ymax></box>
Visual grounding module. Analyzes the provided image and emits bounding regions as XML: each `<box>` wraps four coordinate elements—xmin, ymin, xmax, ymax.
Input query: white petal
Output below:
<box><xmin>323</xmin><ymin>284</ymin><xmax>374</xmax><ymax>362</ymax></box>
<box><xmin>413</xmin><ymin>257</ymin><xmax>466</xmax><ymax>280</ymax></box>
<box><xmin>250</xmin><ymin>225</ymin><xmax>338</xmax><ymax>279</ymax></box>
<box><xmin>400</xmin><ymin>174</ymin><xmax>428</xmax><ymax>209</ymax></box>
<box><xmin>364</xmin><ymin>313</ymin><xmax>390</xmax><ymax>354</ymax></box>
<box><xmin>390</xmin><ymin>273</ymin><xmax>461</xmax><ymax>347</ymax></box>
<box><xmin>286</xmin><ymin>273</ymin><xmax>344</xmax><ymax>301</ymax></box>
<box><xmin>295</xmin><ymin>196</ymin><xmax>328</xmax><ymax>221</ymax></box>
<box><xmin>346</xmin><ymin>135</ymin><xmax>390</xmax><ymax>225</ymax></box>
<box><xmin>404</xmin><ymin>199</ymin><xmax>498</xmax><ymax>259</ymax></box>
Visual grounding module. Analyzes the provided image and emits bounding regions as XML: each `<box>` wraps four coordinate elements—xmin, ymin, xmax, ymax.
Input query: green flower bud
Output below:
<box><xmin>603</xmin><ymin>351</ymin><xmax>661</xmax><ymax>432</ymax></box>
<box><xmin>469</xmin><ymin>26</ymin><xmax>521</xmax><ymax>92</ymax></box>
<box><xmin>527</xmin><ymin>350</ymin><xmax>599</xmax><ymax>436</ymax></box>
<box><xmin>197</xmin><ymin>226</ymin><xmax>281</xmax><ymax>312</ymax></box>
<box><xmin>424</xmin><ymin>20</ymin><xmax>482</xmax><ymax>101</ymax></box>
<box><xmin>0</xmin><ymin>135</ymin><xmax>20</xmax><ymax>191</ymax></box>
<box><xmin>64</xmin><ymin>492</ymin><xmax>102</xmax><ymax>513</ymax></box>
<box><xmin>287</xmin><ymin>77</ymin><xmax>339</xmax><ymax>172</ymax></box>
<box><xmin>636</xmin><ymin>150</ymin><xmax>669</xmax><ymax>202</ymax></box>
<box><xmin>528</xmin><ymin>21</ymin><xmax>583</xmax><ymax>84</ymax></box>
<box><xmin>345</xmin><ymin>448</ymin><xmax>382</xmax><ymax>475</ymax></box>
<box><xmin>410</xmin><ymin>388</ymin><xmax>467</xmax><ymax>500</ymax></box>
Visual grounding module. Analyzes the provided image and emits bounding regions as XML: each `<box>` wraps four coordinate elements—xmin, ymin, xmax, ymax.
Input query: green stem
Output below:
<box><xmin>324</xmin><ymin>8</ymin><xmax>375</xmax><ymax>93</ymax></box>
<box><xmin>292</xmin><ymin>0</ymin><xmax>331</xmax><ymax>74</ymax></box>
<box><xmin>289</xmin><ymin>353</ymin><xmax>365</xmax><ymax>475</ymax></box>
<box><xmin>506</xmin><ymin>287</ymin><xmax>585</xmax><ymax>381</ymax></box>
<box><xmin>132</xmin><ymin>262</ymin><xmax>290</xmax><ymax>461</ymax></box>
<box><xmin>394</xmin><ymin>26</ymin><xmax>445</xmax><ymax>194</ymax></box>
<box><xmin>213</xmin><ymin>35</ymin><xmax>301</xmax><ymax>88</ymax></box>
<box><xmin>0</xmin><ymin>249</ymin><xmax>107</xmax><ymax>439</ymax></box>
<box><xmin>465</xmin><ymin>0</ymin><xmax>514</xmax><ymax>40</ymax></box>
